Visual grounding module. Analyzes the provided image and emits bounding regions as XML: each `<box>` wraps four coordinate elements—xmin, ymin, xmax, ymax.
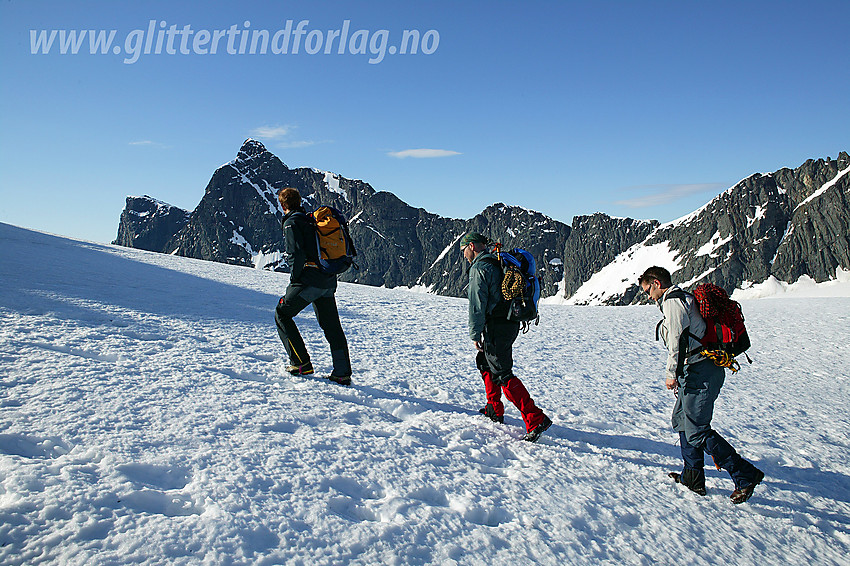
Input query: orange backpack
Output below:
<box><xmin>310</xmin><ymin>206</ymin><xmax>357</xmax><ymax>274</ymax></box>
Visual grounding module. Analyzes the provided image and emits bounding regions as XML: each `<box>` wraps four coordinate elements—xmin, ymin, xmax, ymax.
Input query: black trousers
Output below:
<box><xmin>480</xmin><ymin>318</ymin><xmax>520</xmax><ymax>385</ymax></box>
<box><xmin>275</xmin><ymin>284</ymin><xmax>351</xmax><ymax>376</ymax></box>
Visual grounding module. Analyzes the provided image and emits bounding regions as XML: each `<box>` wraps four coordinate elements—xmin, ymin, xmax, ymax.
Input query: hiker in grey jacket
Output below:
<box><xmin>657</xmin><ymin>284</ymin><xmax>707</xmax><ymax>390</ymax></box>
<box><xmin>461</xmin><ymin>233</ymin><xmax>551</xmax><ymax>443</ymax></box>
<box><xmin>640</xmin><ymin>266</ymin><xmax>764</xmax><ymax>504</ymax></box>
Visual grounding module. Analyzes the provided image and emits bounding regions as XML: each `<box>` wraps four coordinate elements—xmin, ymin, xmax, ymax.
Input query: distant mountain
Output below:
<box><xmin>114</xmin><ymin>142</ymin><xmax>848</xmax><ymax>303</ymax></box>
<box><xmin>115</xmin><ymin>196</ymin><xmax>190</xmax><ymax>253</ymax></box>
<box><xmin>114</xmin><ymin>139</ymin><xmax>570</xmax><ymax>297</ymax></box>
<box><xmin>563</xmin><ymin>152</ymin><xmax>850</xmax><ymax>305</ymax></box>
<box><xmin>560</xmin><ymin>214</ymin><xmax>659</xmax><ymax>302</ymax></box>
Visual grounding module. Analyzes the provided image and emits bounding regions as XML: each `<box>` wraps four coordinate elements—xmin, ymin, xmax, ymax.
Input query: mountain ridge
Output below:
<box><xmin>564</xmin><ymin>153</ymin><xmax>850</xmax><ymax>304</ymax></box>
<box><xmin>114</xmin><ymin>141</ymin><xmax>849</xmax><ymax>303</ymax></box>
<box><xmin>115</xmin><ymin>139</ymin><xmax>570</xmax><ymax>297</ymax></box>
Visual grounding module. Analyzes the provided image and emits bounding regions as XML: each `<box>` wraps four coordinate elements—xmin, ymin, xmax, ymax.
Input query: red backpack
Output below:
<box><xmin>659</xmin><ymin>283</ymin><xmax>752</xmax><ymax>372</ymax></box>
<box><xmin>691</xmin><ymin>283</ymin><xmax>751</xmax><ymax>358</ymax></box>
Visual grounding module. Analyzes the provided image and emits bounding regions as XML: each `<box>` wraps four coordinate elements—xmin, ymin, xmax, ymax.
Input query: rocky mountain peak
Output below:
<box><xmin>236</xmin><ymin>138</ymin><xmax>272</xmax><ymax>162</ymax></box>
<box><xmin>564</xmin><ymin>152</ymin><xmax>850</xmax><ymax>305</ymax></box>
<box><xmin>113</xmin><ymin>196</ymin><xmax>190</xmax><ymax>252</ymax></box>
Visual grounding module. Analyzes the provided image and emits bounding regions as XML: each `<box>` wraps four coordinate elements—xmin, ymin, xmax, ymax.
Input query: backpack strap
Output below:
<box><xmin>478</xmin><ymin>256</ymin><xmax>510</xmax><ymax>320</ymax></box>
<box><xmin>480</xmin><ymin>255</ymin><xmax>502</xmax><ymax>271</ymax></box>
<box><xmin>656</xmin><ymin>288</ymin><xmax>691</xmax><ymax>341</ymax></box>
<box><xmin>663</xmin><ymin>288</ymin><xmax>690</xmax><ymax>303</ymax></box>
<box><xmin>655</xmin><ymin>288</ymin><xmax>704</xmax><ymax>356</ymax></box>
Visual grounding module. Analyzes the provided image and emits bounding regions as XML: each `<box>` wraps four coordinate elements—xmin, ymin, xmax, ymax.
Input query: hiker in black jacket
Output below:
<box><xmin>275</xmin><ymin>188</ymin><xmax>352</xmax><ymax>385</ymax></box>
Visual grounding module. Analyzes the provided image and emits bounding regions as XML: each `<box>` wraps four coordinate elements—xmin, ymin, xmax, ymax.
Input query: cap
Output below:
<box><xmin>460</xmin><ymin>232</ymin><xmax>489</xmax><ymax>247</ymax></box>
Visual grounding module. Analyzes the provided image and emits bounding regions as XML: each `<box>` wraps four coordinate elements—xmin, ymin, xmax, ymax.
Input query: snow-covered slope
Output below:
<box><xmin>2</xmin><ymin>222</ymin><xmax>849</xmax><ymax>565</ymax></box>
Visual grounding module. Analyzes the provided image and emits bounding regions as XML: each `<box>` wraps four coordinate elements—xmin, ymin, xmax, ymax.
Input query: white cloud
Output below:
<box><xmin>614</xmin><ymin>183</ymin><xmax>727</xmax><ymax>208</ymax></box>
<box><xmin>388</xmin><ymin>149</ymin><xmax>462</xmax><ymax>159</ymax></box>
<box><xmin>129</xmin><ymin>140</ymin><xmax>168</xmax><ymax>148</ymax></box>
<box><xmin>249</xmin><ymin>125</ymin><xmax>292</xmax><ymax>140</ymax></box>
<box><xmin>277</xmin><ymin>140</ymin><xmax>321</xmax><ymax>149</ymax></box>
<box><xmin>250</xmin><ymin>124</ymin><xmax>327</xmax><ymax>150</ymax></box>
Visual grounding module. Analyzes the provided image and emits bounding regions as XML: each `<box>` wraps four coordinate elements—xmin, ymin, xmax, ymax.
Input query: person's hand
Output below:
<box><xmin>665</xmin><ymin>377</ymin><xmax>677</xmax><ymax>390</ymax></box>
<box><xmin>473</xmin><ymin>341</ymin><xmax>483</xmax><ymax>352</ymax></box>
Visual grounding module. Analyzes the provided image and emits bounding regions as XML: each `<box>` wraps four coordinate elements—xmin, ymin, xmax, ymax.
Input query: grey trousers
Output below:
<box><xmin>672</xmin><ymin>359</ymin><xmax>725</xmax><ymax>448</ymax></box>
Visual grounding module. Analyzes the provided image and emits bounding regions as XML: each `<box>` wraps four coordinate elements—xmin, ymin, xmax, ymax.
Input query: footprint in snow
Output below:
<box><xmin>324</xmin><ymin>476</ymin><xmax>387</xmax><ymax>523</ymax></box>
<box><xmin>120</xmin><ymin>330</ymin><xmax>168</xmax><ymax>342</ymax></box>
<box><xmin>115</xmin><ymin>463</ymin><xmax>201</xmax><ymax>517</ymax></box>
<box><xmin>325</xmin><ymin>475</ymin><xmax>385</xmax><ymax>500</ymax></box>
<box><xmin>242</xmin><ymin>351</ymin><xmax>276</xmax><ymax>362</ymax></box>
<box><xmin>260</xmin><ymin>421</ymin><xmax>300</xmax><ymax>434</ymax></box>
<box><xmin>120</xmin><ymin>489</ymin><xmax>202</xmax><ymax>517</ymax></box>
<box><xmin>76</xmin><ymin>520</ymin><xmax>114</xmax><ymax>541</ymax></box>
<box><xmin>0</xmin><ymin>433</ymin><xmax>70</xmax><ymax>459</ymax></box>
<box><xmin>408</xmin><ymin>486</ymin><xmax>450</xmax><ymax>507</ymax></box>
<box><xmin>203</xmin><ymin>365</ymin><xmax>265</xmax><ymax>383</ymax></box>
<box><xmin>328</xmin><ymin>496</ymin><xmax>379</xmax><ymax>522</ymax></box>
<box><xmin>31</xmin><ymin>341</ymin><xmax>119</xmax><ymax>363</ymax></box>
<box><xmin>117</xmin><ymin>462</ymin><xmax>191</xmax><ymax>490</ymax></box>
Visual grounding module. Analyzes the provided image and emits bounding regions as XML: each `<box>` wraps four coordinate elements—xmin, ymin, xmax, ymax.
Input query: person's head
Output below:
<box><xmin>638</xmin><ymin>266</ymin><xmax>672</xmax><ymax>301</ymax></box>
<box><xmin>459</xmin><ymin>232</ymin><xmax>489</xmax><ymax>264</ymax></box>
<box><xmin>277</xmin><ymin>187</ymin><xmax>301</xmax><ymax>213</ymax></box>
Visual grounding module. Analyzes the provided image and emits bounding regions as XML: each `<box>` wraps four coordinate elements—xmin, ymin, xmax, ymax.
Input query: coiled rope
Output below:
<box><xmin>701</xmin><ymin>349</ymin><xmax>741</xmax><ymax>373</ymax></box>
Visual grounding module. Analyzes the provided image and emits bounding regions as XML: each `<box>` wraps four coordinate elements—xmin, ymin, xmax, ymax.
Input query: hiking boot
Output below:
<box><xmin>730</xmin><ymin>468</ymin><xmax>764</xmax><ymax>504</ymax></box>
<box><xmin>523</xmin><ymin>415</ymin><xmax>552</xmax><ymax>443</ymax></box>
<box><xmin>669</xmin><ymin>468</ymin><xmax>707</xmax><ymax>496</ymax></box>
<box><xmin>286</xmin><ymin>362</ymin><xmax>314</xmax><ymax>376</ymax></box>
<box><xmin>478</xmin><ymin>404</ymin><xmax>504</xmax><ymax>424</ymax></box>
<box><xmin>325</xmin><ymin>374</ymin><xmax>351</xmax><ymax>386</ymax></box>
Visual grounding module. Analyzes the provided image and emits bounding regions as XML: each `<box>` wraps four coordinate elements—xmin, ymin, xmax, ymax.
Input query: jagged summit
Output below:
<box><xmin>236</xmin><ymin>138</ymin><xmax>270</xmax><ymax>161</ymax></box>
<box><xmin>564</xmin><ymin>152</ymin><xmax>850</xmax><ymax>304</ymax></box>
<box><xmin>127</xmin><ymin>194</ymin><xmax>176</xmax><ymax>209</ymax></box>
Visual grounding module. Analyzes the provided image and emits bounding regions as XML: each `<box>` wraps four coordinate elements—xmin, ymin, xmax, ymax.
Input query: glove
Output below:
<box><xmin>475</xmin><ymin>351</ymin><xmax>489</xmax><ymax>374</ymax></box>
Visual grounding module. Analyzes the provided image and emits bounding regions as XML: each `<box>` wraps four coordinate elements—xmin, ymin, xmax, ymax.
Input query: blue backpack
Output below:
<box><xmin>494</xmin><ymin>245</ymin><xmax>541</xmax><ymax>329</ymax></box>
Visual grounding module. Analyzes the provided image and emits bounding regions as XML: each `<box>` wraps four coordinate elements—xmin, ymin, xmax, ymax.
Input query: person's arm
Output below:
<box><xmin>283</xmin><ymin>217</ymin><xmax>306</xmax><ymax>281</ymax></box>
<box><xmin>661</xmin><ymin>296</ymin><xmax>690</xmax><ymax>389</ymax></box>
<box><xmin>468</xmin><ymin>264</ymin><xmax>489</xmax><ymax>343</ymax></box>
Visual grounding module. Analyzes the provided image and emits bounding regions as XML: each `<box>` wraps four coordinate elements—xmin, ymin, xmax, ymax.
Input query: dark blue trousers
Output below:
<box><xmin>674</xmin><ymin>360</ymin><xmax>761</xmax><ymax>489</ymax></box>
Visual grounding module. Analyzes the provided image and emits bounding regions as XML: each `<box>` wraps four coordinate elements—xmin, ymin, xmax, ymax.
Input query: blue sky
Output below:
<box><xmin>1</xmin><ymin>1</ymin><xmax>848</xmax><ymax>244</ymax></box>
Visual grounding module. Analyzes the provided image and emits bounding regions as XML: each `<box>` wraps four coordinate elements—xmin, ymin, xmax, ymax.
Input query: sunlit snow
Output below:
<box><xmin>1</xmin><ymin>222</ymin><xmax>849</xmax><ymax>565</ymax></box>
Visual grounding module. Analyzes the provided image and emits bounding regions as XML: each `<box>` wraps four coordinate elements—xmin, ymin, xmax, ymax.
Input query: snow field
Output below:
<box><xmin>1</xmin><ymin>222</ymin><xmax>849</xmax><ymax>565</ymax></box>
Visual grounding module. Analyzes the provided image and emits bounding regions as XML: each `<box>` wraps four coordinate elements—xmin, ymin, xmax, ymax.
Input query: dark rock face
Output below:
<box><xmin>473</xmin><ymin>204</ymin><xmax>570</xmax><ymax>298</ymax></box>
<box><xmin>113</xmin><ymin>196</ymin><xmax>190</xmax><ymax>252</ymax></box>
<box><xmin>114</xmin><ymin>140</ymin><xmax>570</xmax><ymax>297</ymax></box>
<box><xmin>563</xmin><ymin>152</ymin><xmax>850</xmax><ymax>305</ymax></box>
<box><xmin>407</xmin><ymin>204</ymin><xmax>571</xmax><ymax>297</ymax></box>
<box><xmin>164</xmin><ymin>141</ymin><xmax>299</xmax><ymax>269</ymax></box>
<box><xmin>771</xmin><ymin>155</ymin><xmax>850</xmax><ymax>284</ymax></box>
<box><xmin>561</xmin><ymin>213</ymin><xmax>658</xmax><ymax>298</ymax></box>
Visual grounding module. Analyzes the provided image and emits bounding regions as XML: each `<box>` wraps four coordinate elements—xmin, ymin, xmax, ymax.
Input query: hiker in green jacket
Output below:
<box><xmin>461</xmin><ymin>232</ymin><xmax>551</xmax><ymax>442</ymax></box>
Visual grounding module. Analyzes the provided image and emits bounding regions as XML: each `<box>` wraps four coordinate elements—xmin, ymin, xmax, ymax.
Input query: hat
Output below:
<box><xmin>460</xmin><ymin>232</ymin><xmax>489</xmax><ymax>247</ymax></box>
